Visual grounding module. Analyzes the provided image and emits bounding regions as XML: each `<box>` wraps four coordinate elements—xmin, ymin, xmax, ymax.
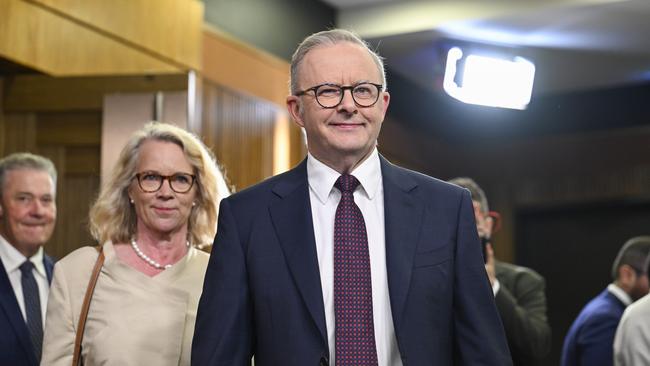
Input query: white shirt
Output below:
<box><xmin>307</xmin><ymin>149</ymin><xmax>402</xmax><ymax>366</ymax></box>
<box><xmin>0</xmin><ymin>234</ymin><xmax>49</xmax><ymax>325</ymax></box>
<box><xmin>608</xmin><ymin>283</ymin><xmax>632</xmax><ymax>307</ymax></box>
<box><xmin>614</xmin><ymin>292</ymin><xmax>650</xmax><ymax>366</ymax></box>
<box><xmin>492</xmin><ymin>279</ymin><xmax>501</xmax><ymax>296</ymax></box>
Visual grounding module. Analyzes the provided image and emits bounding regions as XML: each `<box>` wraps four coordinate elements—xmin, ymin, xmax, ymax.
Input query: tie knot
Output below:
<box><xmin>335</xmin><ymin>174</ymin><xmax>360</xmax><ymax>193</ymax></box>
<box><xmin>20</xmin><ymin>260</ymin><xmax>35</xmax><ymax>274</ymax></box>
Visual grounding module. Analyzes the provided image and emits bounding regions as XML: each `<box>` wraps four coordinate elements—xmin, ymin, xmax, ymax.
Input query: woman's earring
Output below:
<box><xmin>130</xmin><ymin>198</ymin><xmax>134</xmax><ymax>204</ymax></box>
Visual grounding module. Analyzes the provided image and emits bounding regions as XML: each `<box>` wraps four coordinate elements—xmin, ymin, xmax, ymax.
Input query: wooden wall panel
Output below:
<box><xmin>202</xmin><ymin>26</ymin><xmax>290</xmax><ymax>108</ymax></box>
<box><xmin>0</xmin><ymin>0</ymin><xmax>184</xmax><ymax>76</ymax></box>
<box><xmin>31</xmin><ymin>0</ymin><xmax>203</xmax><ymax>70</ymax></box>
<box><xmin>198</xmin><ymin>24</ymin><xmax>309</xmax><ymax>189</ymax></box>
<box><xmin>0</xmin><ymin>78</ymin><xmax>4</xmax><ymax>154</ymax></box>
<box><xmin>55</xmin><ymin>174</ymin><xmax>99</xmax><ymax>252</ymax></box>
<box><xmin>36</xmin><ymin>112</ymin><xmax>102</xmax><ymax>145</ymax></box>
<box><xmin>64</xmin><ymin>146</ymin><xmax>100</xmax><ymax>176</ymax></box>
<box><xmin>379</xmin><ymin>121</ymin><xmax>650</xmax><ymax>263</ymax></box>
<box><xmin>1</xmin><ymin>113</ymin><xmax>37</xmax><ymax>153</ymax></box>
<box><xmin>4</xmin><ymin>74</ymin><xmax>187</xmax><ymax>112</ymax></box>
<box><xmin>200</xmin><ymin>81</ymin><xmax>307</xmax><ymax>192</ymax></box>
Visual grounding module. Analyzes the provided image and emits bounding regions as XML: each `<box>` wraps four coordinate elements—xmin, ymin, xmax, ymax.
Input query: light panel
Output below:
<box><xmin>443</xmin><ymin>47</ymin><xmax>535</xmax><ymax>110</ymax></box>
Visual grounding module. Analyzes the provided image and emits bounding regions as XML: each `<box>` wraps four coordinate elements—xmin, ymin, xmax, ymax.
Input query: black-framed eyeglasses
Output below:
<box><xmin>294</xmin><ymin>82</ymin><xmax>383</xmax><ymax>108</ymax></box>
<box><xmin>134</xmin><ymin>172</ymin><xmax>196</xmax><ymax>193</ymax></box>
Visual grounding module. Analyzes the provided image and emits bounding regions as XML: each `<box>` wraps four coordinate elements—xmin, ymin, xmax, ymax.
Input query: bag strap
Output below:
<box><xmin>72</xmin><ymin>246</ymin><xmax>105</xmax><ymax>366</ymax></box>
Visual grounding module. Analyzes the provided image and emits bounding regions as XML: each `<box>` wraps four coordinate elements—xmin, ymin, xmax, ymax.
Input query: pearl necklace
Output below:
<box><xmin>130</xmin><ymin>238</ymin><xmax>190</xmax><ymax>270</ymax></box>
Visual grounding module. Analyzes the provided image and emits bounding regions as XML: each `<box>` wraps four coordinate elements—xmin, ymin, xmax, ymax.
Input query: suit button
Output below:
<box><xmin>319</xmin><ymin>356</ymin><xmax>329</xmax><ymax>366</ymax></box>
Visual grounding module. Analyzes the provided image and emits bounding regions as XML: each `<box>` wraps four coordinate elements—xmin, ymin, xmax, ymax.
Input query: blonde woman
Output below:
<box><xmin>41</xmin><ymin>122</ymin><xmax>229</xmax><ymax>366</ymax></box>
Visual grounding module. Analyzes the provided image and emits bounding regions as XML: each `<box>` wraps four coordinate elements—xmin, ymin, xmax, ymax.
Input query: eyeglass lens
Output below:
<box><xmin>315</xmin><ymin>83</ymin><xmax>380</xmax><ymax>108</ymax></box>
<box><xmin>137</xmin><ymin>172</ymin><xmax>194</xmax><ymax>193</ymax></box>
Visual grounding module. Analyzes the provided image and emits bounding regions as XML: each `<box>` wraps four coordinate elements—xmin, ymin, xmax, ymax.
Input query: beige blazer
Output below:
<box><xmin>41</xmin><ymin>242</ymin><xmax>209</xmax><ymax>366</ymax></box>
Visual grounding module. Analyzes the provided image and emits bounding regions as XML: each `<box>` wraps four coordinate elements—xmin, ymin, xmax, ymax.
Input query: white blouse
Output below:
<box><xmin>41</xmin><ymin>241</ymin><xmax>209</xmax><ymax>366</ymax></box>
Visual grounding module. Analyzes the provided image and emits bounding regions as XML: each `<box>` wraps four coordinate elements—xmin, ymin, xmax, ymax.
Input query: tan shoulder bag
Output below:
<box><xmin>72</xmin><ymin>246</ymin><xmax>105</xmax><ymax>366</ymax></box>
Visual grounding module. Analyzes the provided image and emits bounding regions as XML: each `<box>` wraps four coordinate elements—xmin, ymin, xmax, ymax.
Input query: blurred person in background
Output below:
<box><xmin>0</xmin><ymin>153</ymin><xmax>57</xmax><ymax>366</ymax></box>
<box><xmin>612</xmin><ymin>236</ymin><xmax>650</xmax><ymax>366</ymax></box>
<box><xmin>561</xmin><ymin>236</ymin><xmax>650</xmax><ymax>366</ymax></box>
<box><xmin>449</xmin><ymin>177</ymin><xmax>551</xmax><ymax>366</ymax></box>
<box><xmin>41</xmin><ymin>122</ymin><xmax>229</xmax><ymax>366</ymax></box>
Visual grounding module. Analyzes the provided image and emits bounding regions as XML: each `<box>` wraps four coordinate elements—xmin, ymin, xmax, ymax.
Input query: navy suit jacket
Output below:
<box><xmin>0</xmin><ymin>253</ymin><xmax>54</xmax><ymax>366</ymax></box>
<box><xmin>192</xmin><ymin>157</ymin><xmax>511</xmax><ymax>366</ymax></box>
<box><xmin>560</xmin><ymin>288</ymin><xmax>626</xmax><ymax>366</ymax></box>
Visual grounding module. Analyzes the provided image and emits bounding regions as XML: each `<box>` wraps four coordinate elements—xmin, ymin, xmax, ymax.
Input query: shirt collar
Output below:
<box><xmin>607</xmin><ymin>283</ymin><xmax>633</xmax><ymax>306</ymax></box>
<box><xmin>307</xmin><ymin>148</ymin><xmax>382</xmax><ymax>204</ymax></box>
<box><xmin>0</xmin><ymin>234</ymin><xmax>46</xmax><ymax>278</ymax></box>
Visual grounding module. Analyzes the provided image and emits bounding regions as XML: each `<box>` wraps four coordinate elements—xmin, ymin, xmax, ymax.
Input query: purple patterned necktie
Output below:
<box><xmin>334</xmin><ymin>174</ymin><xmax>378</xmax><ymax>366</ymax></box>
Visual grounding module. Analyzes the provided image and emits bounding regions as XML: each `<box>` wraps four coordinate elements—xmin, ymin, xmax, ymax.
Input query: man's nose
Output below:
<box><xmin>337</xmin><ymin>89</ymin><xmax>357</xmax><ymax>113</ymax></box>
<box><xmin>28</xmin><ymin>199</ymin><xmax>46</xmax><ymax>216</ymax></box>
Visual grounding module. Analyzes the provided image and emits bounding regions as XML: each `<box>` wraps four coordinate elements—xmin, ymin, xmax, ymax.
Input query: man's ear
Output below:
<box><xmin>485</xmin><ymin>215</ymin><xmax>495</xmax><ymax>227</ymax></box>
<box><xmin>618</xmin><ymin>264</ymin><xmax>637</xmax><ymax>287</ymax></box>
<box><xmin>286</xmin><ymin>96</ymin><xmax>305</xmax><ymax>128</ymax></box>
<box><xmin>381</xmin><ymin>91</ymin><xmax>390</xmax><ymax>115</ymax></box>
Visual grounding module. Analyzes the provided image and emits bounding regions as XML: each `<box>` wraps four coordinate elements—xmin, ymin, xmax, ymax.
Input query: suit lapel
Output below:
<box><xmin>381</xmin><ymin>156</ymin><xmax>423</xmax><ymax>332</ymax></box>
<box><xmin>266</xmin><ymin>157</ymin><xmax>424</xmax><ymax>345</ymax></box>
<box><xmin>269</xmin><ymin>161</ymin><xmax>328</xmax><ymax>346</ymax></box>
<box><xmin>0</xmin><ymin>258</ymin><xmax>37</xmax><ymax>365</ymax></box>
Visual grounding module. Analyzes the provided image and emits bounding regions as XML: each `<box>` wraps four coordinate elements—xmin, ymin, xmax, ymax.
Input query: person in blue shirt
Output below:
<box><xmin>561</xmin><ymin>236</ymin><xmax>650</xmax><ymax>366</ymax></box>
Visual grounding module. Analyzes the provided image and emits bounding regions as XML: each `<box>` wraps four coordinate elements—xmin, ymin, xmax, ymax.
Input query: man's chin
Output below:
<box><xmin>9</xmin><ymin>239</ymin><xmax>47</xmax><ymax>257</ymax></box>
<box><xmin>630</xmin><ymin>288</ymin><xmax>649</xmax><ymax>302</ymax></box>
<box><xmin>17</xmin><ymin>237</ymin><xmax>50</xmax><ymax>248</ymax></box>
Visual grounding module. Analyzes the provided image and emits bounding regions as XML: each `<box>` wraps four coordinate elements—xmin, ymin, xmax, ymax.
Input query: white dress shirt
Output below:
<box><xmin>307</xmin><ymin>149</ymin><xmax>403</xmax><ymax>366</ymax></box>
<box><xmin>608</xmin><ymin>283</ymin><xmax>632</xmax><ymax>307</ymax></box>
<box><xmin>0</xmin><ymin>234</ymin><xmax>49</xmax><ymax>325</ymax></box>
<box><xmin>614</xmin><ymin>292</ymin><xmax>650</xmax><ymax>366</ymax></box>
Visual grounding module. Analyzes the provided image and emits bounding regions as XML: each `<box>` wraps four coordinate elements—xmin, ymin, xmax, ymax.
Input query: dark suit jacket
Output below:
<box><xmin>192</xmin><ymin>157</ymin><xmax>511</xmax><ymax>366</ymax></box>
<box><xmin>560</xmin><ymin>288</ymin><xmax>625</xmax><ymax>366</ymax></box>
<box><xmin>494</xmin><ymin>261</ymin><xmax>551</xmax><ymax>366</ymax></box>
<box><xmin>0</xmin><ymin>254</ymin><xmax>54</xmax><ymax>366</ymax></box>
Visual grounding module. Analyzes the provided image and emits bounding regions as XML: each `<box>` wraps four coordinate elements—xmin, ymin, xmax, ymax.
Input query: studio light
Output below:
<box><xmin>443</xmin><ymin>47</ymin><xmax>535</xmax><ymax>110</ymax></box>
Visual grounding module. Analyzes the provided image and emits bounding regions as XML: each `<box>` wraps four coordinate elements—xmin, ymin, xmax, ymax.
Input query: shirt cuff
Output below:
<box><xmin>492</xmin><ymin>279</ymin><xmax>500</xmax><ymax>296</ymax></box>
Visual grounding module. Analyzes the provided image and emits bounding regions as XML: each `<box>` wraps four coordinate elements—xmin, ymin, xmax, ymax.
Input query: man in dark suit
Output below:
<box><xmin>449</xmin><ymin>177</ymin><xmax>551</xmax><ymax>366</ymax></box>
<box><xmin>0</xmin><ymin>153</ymin><xmax>57</xmax><ymax>366</ymax></box>
<box><xmin>561</xmin><ymin>236</ymin><xmax>650</xmax><ymax>366</ymax></box>
<box><xmin>192</xmin><ymin>29</ymin><xmax>511</xmax><ymax>366</ymax></box>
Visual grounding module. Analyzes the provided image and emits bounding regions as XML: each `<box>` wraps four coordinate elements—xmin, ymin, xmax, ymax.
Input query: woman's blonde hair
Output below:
<box><xmin>89</xmin><ymin>122</ymin><xmax>230</xmax><ymax>247</ymax></box>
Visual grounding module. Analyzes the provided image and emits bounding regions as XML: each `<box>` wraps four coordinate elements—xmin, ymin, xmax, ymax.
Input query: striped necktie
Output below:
<box><xmin>20</xmin><ymin>260</ymin><xmax>43</xmax><ymax>362</ymax></box>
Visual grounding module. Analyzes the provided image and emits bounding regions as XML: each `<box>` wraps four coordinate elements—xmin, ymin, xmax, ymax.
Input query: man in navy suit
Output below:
<box><xmin>561</xmin><ymin>236</ymin><xmax>650</xmax><ymax>366</ymax></box>
<box><xmin>192</xmin><ymin>29</ymin><xmax>511</xmax><ymax>366</ymax></box>
<box><xmin>0</xmin><ymin>153</ymin><xmax>57</xmax><ymax>366</ymax></box>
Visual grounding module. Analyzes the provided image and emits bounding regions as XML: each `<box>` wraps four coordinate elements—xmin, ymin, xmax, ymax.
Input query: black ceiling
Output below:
<box><xmin>387</xmin><ymin>68</ymin><xmax>650</xmax><ymax>144</ymax></box>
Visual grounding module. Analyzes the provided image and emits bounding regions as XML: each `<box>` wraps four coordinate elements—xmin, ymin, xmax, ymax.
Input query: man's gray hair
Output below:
<box><xmin>448</xmin><ymin>177</ymin><xmax>489</xmax><ymax>214</ymax></box>
<box><xmin>0</xmin><ymin>152</ymin><xmax>57</xmax><ymax>197</ymax></box>
<box><xmin>289</xmin><ymin>28</ymin><xmax>387</xmax><ymax>95</ymax></box>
